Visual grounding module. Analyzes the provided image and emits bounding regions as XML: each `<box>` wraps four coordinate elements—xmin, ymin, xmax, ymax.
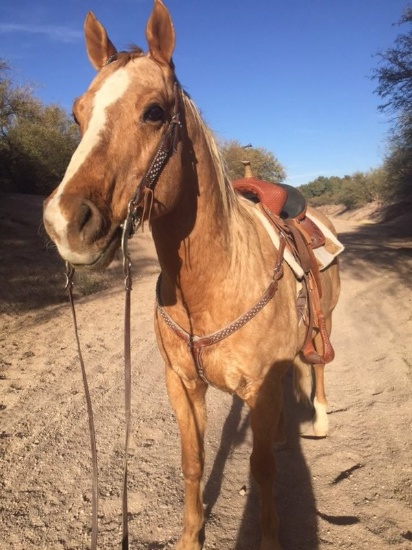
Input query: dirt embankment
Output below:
<box><xmin>1</xmin><ymin>194</ymin><xmax>411</xmax><ymax>549</ymax></box>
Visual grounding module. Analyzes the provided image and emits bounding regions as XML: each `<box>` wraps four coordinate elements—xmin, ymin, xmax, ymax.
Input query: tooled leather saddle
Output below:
<box><xmin>232</xmin><ymin>175</ymin><xmax>335</xmax><ymax>365</ymax></box>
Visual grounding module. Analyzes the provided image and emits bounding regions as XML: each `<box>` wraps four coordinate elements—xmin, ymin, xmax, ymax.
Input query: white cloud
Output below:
<box><xmin>0</xmin><ymin>23</ymin><xmax>82</xmax><ymax>43</ymax></box>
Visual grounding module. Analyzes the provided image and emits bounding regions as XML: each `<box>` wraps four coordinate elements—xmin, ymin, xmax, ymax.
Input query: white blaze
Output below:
<box><xmin>45</xmin><ymin>68</ymin><xmax>132</xmax><ymax>241</ymax></box>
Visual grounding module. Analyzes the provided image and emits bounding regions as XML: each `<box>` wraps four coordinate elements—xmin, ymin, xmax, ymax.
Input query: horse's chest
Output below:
<box><xmin>157</xmin><ymin>316</ymin><xmax>298</xmax><ymax>397</ymax></box>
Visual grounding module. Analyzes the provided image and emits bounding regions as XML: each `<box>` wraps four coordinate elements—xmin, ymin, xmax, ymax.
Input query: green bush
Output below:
<box><xmin>299</xmin><ymin>168</ymin><xmax>387</xmax><ymax>210</ymax></box>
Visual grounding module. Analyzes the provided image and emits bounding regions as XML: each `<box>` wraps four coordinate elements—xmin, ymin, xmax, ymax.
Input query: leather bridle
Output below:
<box><xmin>121</xmin><ymin>80</ymin><xmax>182</xmax><ymax>242</ymax></box>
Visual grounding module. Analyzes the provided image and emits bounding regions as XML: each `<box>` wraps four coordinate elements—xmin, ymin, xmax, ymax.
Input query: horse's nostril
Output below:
<box><xmin>55</xmin><ymin>196</ymin><xmax>105</xmax><ymax>246</ymax></box>
<box><xmin>77</xmin><ymin>199</ymin><xmax>105</xmax><ymax>244</ymax></box>
<box><xmin>78</xmin><ymin>203</ymin><xmax>94</xmax><ymax>232</ymax></box>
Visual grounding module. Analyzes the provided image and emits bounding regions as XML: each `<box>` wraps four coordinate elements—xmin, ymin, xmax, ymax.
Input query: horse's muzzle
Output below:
<box><xmin>43</xmin><ymin>193</ymin><xmax>121</xmax><ymax>269</ymax></box>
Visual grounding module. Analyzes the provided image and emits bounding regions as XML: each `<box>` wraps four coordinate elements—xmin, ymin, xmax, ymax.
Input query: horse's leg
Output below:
<box><xmin>165</xmin><ymin>366</ymin><xmax>207</xmax><ymax>550</ymax></box>
<box><xmin>247</xmin><ymin>369</ymin><xmax>285</xmax><ymax>550</ymax></box>
<box><xmin>313</xmin><ymin>363</ymin><xmax>328</xmax><ymax>436</ymax></box>
<box><xmin>312</xmin><ymin>315</ymin><xmax>333</xmax><ymax>437</ymax></box>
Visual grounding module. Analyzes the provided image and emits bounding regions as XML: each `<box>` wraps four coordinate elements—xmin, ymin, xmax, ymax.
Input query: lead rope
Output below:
<box><xmin>65</xmin><ymin>263</ymin><xmax>99</xmax><ymax>550</ymax></box>
<box><xmin>64</xmin><ymin>201</ymin><xmax>137</xmax><ymax>550</ymax></box>
<box><xmin>119</xmin><ymin>202</ymin><xmax>140</xmax><ymax>550</ymax></box>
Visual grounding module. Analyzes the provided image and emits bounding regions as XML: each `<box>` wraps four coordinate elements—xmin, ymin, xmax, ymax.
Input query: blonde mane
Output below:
<box><xmin>182</xmin><ymin>93</ymin><xmax>237</xmax><ymax>216</ymax></box>
<box><xmin>115</xmin><ymin>51</ymin><xmax>236</xmax><ymax>217</ymax></box>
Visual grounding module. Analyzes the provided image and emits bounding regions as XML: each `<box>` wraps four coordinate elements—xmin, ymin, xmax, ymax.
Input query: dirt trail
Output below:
<box><xmin>1</xmin><ymin>194</ymin><xmax>411</xmax><ymax>549</ymax></box>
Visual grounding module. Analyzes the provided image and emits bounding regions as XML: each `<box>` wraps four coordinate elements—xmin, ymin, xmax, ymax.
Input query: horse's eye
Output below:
<box><xmin>144</xmin><ymin>105</ymin><xmax>164</xmax><ymax>123</ymax></box>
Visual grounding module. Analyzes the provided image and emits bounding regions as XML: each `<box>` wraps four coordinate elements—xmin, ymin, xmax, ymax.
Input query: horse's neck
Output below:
<box><xmin>152</xmin><ymin>127</ymin><xmax>241</xmax><ymax>311</ymax></box>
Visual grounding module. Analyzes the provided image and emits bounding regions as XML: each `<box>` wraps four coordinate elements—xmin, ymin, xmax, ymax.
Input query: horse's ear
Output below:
<box><xmin>145</xmin><ymin>0</ymin><xmax>175</xmax><ymax>66</ymax></box>
<box><xmin>84</xmin><ymin>11</ymin><xmax>117</xmax><ymax>70</ymax></box>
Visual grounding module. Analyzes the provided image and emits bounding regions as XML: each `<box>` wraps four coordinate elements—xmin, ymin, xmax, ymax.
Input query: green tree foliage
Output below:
<box><xmin>0</xmin><ymin>61</ymin><xmax>39</xmax><ymax>136</ymax></box>
<box><xmin>219</xmin><ymin>139</ymin><xmax>286</xmax><ymax>183</ymax></box>
<box><xmin>299</xmin><ymin>168</ymin><xmax>386</xmax><ymax>209</ymax></box>
<box><xmin>0</xmin><ymin>60</ymin><xmax>79</xmax><ymax>194</ymax></box>
<box><xmin>299</xmin><ymin>175</ymin><xmax>340</xmax><ymax>202</ymax></box>
<box><xmin>373</xmin><ymin>7</ymin><xmax>412</xmax><ymax>202</ymax></box>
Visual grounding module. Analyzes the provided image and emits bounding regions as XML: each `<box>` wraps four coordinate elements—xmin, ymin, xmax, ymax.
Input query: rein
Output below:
<box><xmin>65</xmin><ymin>265</ymin><xmax>99</xmax><ymax>550</ymax></box>
<box><xmin>65</xmin><ymin>248</ymin><xmax>133</xmax><ymax>550</ymax></box>
<box><xmin>63</xmin><ymin>84</ymin><xmax>182</xmax><ymax>550</ymax></box>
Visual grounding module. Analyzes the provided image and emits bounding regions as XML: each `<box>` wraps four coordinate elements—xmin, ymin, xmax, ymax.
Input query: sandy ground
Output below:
<box><xmin>0</xmin><ymin>193</ymin><xmax>411</xmax><ymax>550</ymax></box>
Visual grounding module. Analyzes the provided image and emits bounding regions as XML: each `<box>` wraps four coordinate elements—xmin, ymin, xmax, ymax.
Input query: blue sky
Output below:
<box><xmin>1</xmin><ymin>0</ymin><xmax>409</xmax><ymax>186</ymax></box>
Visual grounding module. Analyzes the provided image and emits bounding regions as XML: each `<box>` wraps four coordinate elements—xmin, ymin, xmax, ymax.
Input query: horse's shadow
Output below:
<box><xmin>203</xmin><ymin>395</ymin><xmax>249</xmax><ymax>520</ymax></box>
<box><xmin>203</xmin><ymin>369</ymin><xmax>319</xmax><ymax>550</ymax></box>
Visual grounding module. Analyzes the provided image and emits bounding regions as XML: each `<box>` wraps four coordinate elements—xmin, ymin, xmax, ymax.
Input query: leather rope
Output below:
<box><xmin>65</xmin><ymin>264</ymin><xmax>99</xmax><ymax>550</ymax></box>
<box><xmin>116</xmin><ymin>90</ymin><xmax>182</xmax><ymax>545</ymax></box>
<box><xmin>120</xmin><ymin>218</ymin><xmax>133</xmax><ymax>550</ymax></box>
<box><xmin>64</xmin><ymin>247</ymin><xmax>133</xmax><ymax>550</ymax></box>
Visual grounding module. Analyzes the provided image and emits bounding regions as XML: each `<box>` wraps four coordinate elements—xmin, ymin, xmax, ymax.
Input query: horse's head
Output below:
<box><xmin>43</xmin><ymin>0</ymin><xmax>182</xmax><ymax>269</ymax></box>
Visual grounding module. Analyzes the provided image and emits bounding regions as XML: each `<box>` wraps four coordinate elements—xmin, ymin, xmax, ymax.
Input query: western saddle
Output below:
<box><xmin>232</xmin><ymin>162</ymin><xmax>335</xmax><ymax>364</ymax></box>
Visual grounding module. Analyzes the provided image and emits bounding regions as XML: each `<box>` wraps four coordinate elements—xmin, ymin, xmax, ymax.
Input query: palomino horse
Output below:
<box><xmin>43</xmin><ymin>1</ymin><xmax>340</xmax><ymax>548</ymax></box>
